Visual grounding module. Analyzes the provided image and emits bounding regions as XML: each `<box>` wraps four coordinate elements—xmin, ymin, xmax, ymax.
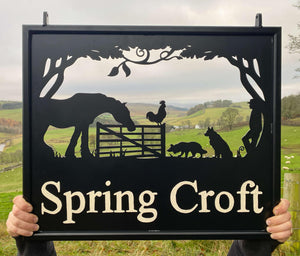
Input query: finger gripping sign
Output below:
<box><xmin>23</xmin><ymin>25</ymin><xmax>281</xmax><ymax>240</ymax></box>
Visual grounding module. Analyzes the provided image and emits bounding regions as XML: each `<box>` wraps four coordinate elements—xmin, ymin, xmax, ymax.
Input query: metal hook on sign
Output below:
<box><xmin>43</xmin><ymin>11</ymin><xmax>49</xmax><ymax>26</ymax></box>
<box><xmin>255</xmin><ymin>13</ymin><xmax>262</xmax><ymax>27</ymax></box>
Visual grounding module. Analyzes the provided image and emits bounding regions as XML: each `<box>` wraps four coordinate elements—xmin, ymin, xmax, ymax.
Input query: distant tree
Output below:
<box><xmin>165</xmin><ymin>124</ymin><xmax>174</xmax><ymax>133</ymax></box>
<box><xmin>236</xmin><ymin>115</ymin><xmax>244</xmax><ymax>124</ymax></box>
<box><xmin>0</xmin><ymin>150</ymin><xmax>22</xmax><ymax>164</ymax></box>
<box><xmin>203</xmin><ymin>99</ymin><xmax>232</xmax><ymax>108</ymax></box>
<box><xmin>187</xmin><ymin>104</ymin><xmax>205</xmax><ymax>116</ymax></box>
<box><xmin>203</xmin><ymin>117</ymin><xmax>211</xmax><ymax>128</ymax></box>
<box><xmin>198</xmin><ymin>117</ymin><xmax>211</xmax><ymax>129</ymax></box>
<box><xmin>186</xmin><ymin>120</ymin><xmax>192</xmax><ymax>129</ymax></box>
<box><xmin>211</xmin><ymin>100</ymin><xmax>221</xmax><ymax>108</ymax></box>
<box><xmin>187</xmin><ymin>100</ymin><xmax>232</xmax><ymax>116</ymax></box>
<box><xmin>221</xmin><ymin>100</ymin><xmax>233</xmax><ymax>107</ymax></box>
<box><xmin>2</xmin><ymin>102</ymin><xmax>22</xmax><ymax>109</ymax></box>
<box><xmin>198</xmin><ymin>120</ymin><xmax>204</xmax><ymax>129</ymax></box>
<box><xmin>288</xmin><ymin>1</ymin><xmax>300</xmax><ymax>77</ymax></box>
<box><xmin>281</xmin><ymin>93</ymin><xmax>300</xmax><ymax>119</ymax></box>
<box><xmin>0</xmin><ymin>118</ymin><xmax>22</xmax><ymax>134</ymax></box>
<box><xmin>220</xmin><ymin>108</ymin><xmax>239</xmax><ymax>130</ymax></box>
<box><xmin>211</xmin><ymin>99</ymin><xmax>232</xmax><ymax>108</ymax></box>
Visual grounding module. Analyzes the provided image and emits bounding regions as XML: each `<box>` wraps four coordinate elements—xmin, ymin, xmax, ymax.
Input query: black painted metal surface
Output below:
<box><xmin>23</xmin><ymin>25</ymin><xmax>281</xmax><ymax>240</ymax></box>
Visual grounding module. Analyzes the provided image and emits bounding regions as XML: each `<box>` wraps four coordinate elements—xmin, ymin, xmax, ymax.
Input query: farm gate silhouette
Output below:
<box><xmin>96</xmin><ymin>122</ymin><xmax>166</xmax><ymax>158</ymax></box>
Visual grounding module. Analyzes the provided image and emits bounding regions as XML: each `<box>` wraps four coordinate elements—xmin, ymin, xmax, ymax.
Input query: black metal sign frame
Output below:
<box><xmin>23</xmin><ymin>25</ymin><xmax>281</xmax><ymax>240</ymax></box>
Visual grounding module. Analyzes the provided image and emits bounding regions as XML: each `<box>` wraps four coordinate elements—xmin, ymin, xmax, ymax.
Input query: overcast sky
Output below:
<box><xmin>0</xmin><ymin>0</ymin><xmax>299</xmax><ymax>106</ymax></box>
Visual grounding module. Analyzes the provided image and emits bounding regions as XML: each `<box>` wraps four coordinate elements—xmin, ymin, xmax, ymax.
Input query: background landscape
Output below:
<box><xmin>0</xmin><ymin>93</ymin><xmax>299</xmax><ymax>255</ymax></box>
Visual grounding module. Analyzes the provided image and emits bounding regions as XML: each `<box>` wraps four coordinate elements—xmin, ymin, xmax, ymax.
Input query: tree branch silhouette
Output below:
<box><xmin>227</xmin><ymin>56</ymin><xmax>263</xmax><ymax>102</ymax></box>
<box><xmin>108</xmin><ymin>48</ymin><xmax>182</xmax><ymax>77</ymax></box>
<box><xmin>42</xmin><ymin>56</ymin><xmax>78</xmax><ymax>99</ymax></box>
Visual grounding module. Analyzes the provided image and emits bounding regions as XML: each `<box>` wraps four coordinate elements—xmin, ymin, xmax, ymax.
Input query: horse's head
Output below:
<box><xmin>113</xmin><ymin>102</ymin><xmax>136</xmax><ymax>132</ymax></box>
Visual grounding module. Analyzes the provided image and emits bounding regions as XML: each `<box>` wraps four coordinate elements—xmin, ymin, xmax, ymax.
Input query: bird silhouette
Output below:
<box><xmin>146</xmin><ymin>100</ymin><xmax>166</xmax><ymax>125</ymax></box>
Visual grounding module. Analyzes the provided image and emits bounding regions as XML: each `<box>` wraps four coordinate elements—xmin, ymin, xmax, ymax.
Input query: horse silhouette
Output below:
<box><xmin>38</xmin><ymin>93</ymin><xmax>135</xmax><ymax>158</ymax></box>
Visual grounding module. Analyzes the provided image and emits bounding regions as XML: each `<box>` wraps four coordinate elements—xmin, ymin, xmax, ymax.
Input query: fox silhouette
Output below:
<box><xmin>204</xmin><ymin>127</ymin><xmax>233</xmax><ymax>159</ymax></box>
<box><xmin>167</xmin><ymin>142</ymin><xmax>207</xmax><ymax>158</ymax></box>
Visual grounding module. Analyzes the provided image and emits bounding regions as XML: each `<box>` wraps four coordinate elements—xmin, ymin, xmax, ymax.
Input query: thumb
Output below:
<box><xmin>273</xmin><ymin>199</ymin><xmax>290</xmax><ymax>216</ymax></box>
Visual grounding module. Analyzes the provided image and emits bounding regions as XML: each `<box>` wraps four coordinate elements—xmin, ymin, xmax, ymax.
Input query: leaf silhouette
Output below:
<box><xmin>88</xmin><ymin>54</ymin><xmax>101</xmax><ymax>61</ymax></box>
<box><xmin>108</xmin><ymin>66</ymin><xmax>119</xmax><ymax>77</ymax></box>
<box><xmin>122</xmin><ymin>62</ymin><xmax>131</xmax><ymax>77</ymax></box>
<box><xmin>204</xmin><ymin>52</ymin><xmax>217</xmax><ymax>60</ymax></box>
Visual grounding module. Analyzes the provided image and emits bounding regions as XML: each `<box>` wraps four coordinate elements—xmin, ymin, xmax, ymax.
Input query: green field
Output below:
<box><xmin>166</xmin><ymin>126</ymin><xmax>250</xmax><ymax>157</ymax></box>
<box><xmin>131</xmin><ymin>102</ymin><xmax>251</xmax><ymax>127</ymax></box>
<box><xmin>128</xmin><ymin>103</ymin><xmax>187</xmax><ymax>125</ymax></box>
<box><xmin>0</xmin><ymin>108</ymin><xmax>22</xmax><ymax>122</ymax></box>
<box><xmin>167</xmin><ymin>106</ymin><xmax>250</xmax><ymax>127</ymax></box>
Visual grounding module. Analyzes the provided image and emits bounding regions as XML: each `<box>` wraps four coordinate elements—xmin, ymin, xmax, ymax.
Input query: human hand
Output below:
<box><xmin>6</xmin><ymin>195</ymin><xmax>39</xmax><ymax>237</ymax></box>
<box><xmin>266</xmin><ymin>199</ymin><xmax>293</xmax><ymax>243</ymax></box>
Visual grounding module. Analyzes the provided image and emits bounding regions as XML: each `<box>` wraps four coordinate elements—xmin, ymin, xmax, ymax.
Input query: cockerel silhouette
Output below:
<box><xmin>146</xmin><ymin>100</ymin><xmax>166</xmax><ymax>125</ymax></box>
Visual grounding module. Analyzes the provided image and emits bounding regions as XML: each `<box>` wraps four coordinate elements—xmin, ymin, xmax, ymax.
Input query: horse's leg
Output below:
<box><xmin>65</xmin><ymin>127</ymin><xmax>81</xmax><ymax>158</ymax></box>
<box><xmin>81</xmin><ymin>125</ymin><xmax>93</xmax><ymax>158</ymax></box>
<box><xmin>39</xmin><ymin>124</ymin><xmax>55</xmax><ymax>157</ymax></box>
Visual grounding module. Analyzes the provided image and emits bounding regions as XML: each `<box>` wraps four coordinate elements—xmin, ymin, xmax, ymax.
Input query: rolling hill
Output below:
<box><xmin>165</xmin><ymin>101</ymin><xmax>251</xmax><ymax>127</ymax></box>
<box><xmin>0</xmin><ymin>108</ymin><xmax>22</xmax><ymax>122</ymax></box>
<box><xmin>0</xmin><ymin>101</ymin><xmax>252</xmax><ymax>127</ymax></box>
<box><xmin>127</xmin><ymin>103</ymin><xmax>187</xmax><ymax>125</ymax></box>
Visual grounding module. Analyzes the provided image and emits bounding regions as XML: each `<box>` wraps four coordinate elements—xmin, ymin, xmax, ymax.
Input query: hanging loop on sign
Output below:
<box><xmin>255</xmin><ymin>13</ymin><xmax>262</xmax><ymax>27</ymax></box>
<box><xmin>43</xmin><ymin>11</ymin><xmax>49</xmax><ymax>26</ymax></box>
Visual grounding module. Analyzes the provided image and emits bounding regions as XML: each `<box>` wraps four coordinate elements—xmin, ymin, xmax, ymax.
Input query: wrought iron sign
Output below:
<box><xmin>23</xmin><ymin>24</ymin><xmax>281</xmax><ymax>240</ymax></box>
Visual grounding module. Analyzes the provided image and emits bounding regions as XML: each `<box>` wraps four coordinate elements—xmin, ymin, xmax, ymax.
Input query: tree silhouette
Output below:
<box><xmin>32</xmin><ymin>32</ymin><xmax>277</xmax><ymax>153</ymax></box>
<box><xmin>178</xmin><ymin>35</ymin><xmax>275</xmax><ymax>152</ymax></box>
<box><xmin>180</xmin><ymin>36</ymin><xmax>271</xmax><ymax>104</ymax></box>
<box><xmin>34</xmin><ymin>34</ymin><xmax>272</xmax><ymax>104</ymax></box>
<box><xmin>33</xmin><ymin>35</ymin><xmax>187</xmax><ymax>99</ymax></box>
<box><xmin>33</xmin><ymin>35</ymin><xmax>123</xmax><ymax>99</ymax></box>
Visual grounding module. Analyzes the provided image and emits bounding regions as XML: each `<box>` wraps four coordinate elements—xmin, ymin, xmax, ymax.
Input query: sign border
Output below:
<box><xmin>22</xmin><ymin>25</ymin><xmax>281</xmax><ymax>240</ymax></box>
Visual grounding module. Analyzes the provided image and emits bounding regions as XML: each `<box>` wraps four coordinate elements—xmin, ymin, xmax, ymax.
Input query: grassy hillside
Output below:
<box><xmin>43</xmin><ymin>126</ymin><xmax>91</xmax><ymax>156</ymax></box>
<box><xmin>0</xmin><ymin>100</ymin><xmax>252</xmax><ymax>158</ymax></box>
<box><xmin>0</xmin><ymin>101</ymin><xmax>252</xmax><ymax>127</ymax></box>
<box><xmin>0</xmin><ymin>108</ymin><xmax>22</xmax><ymax>122</ymax></box>
<box><xmin>0</xmin><ymin>167</ymin><xmax>22</xmax><ymax>193</ymax></box>
<box><xmin>128</xmin><ymin>101</ymin><xmax>251</xmax><ymax>126</ymax></box>
<box><xmin>127</xmin><ymin>103</ymin><xmax>187</xmax><ymax>125</ymax></box>
<box><xmin>42</xmin><ymin>126</ymin><xmax>249</xmax><ymax>158</ymax></box>
<box><xmin>165</xmin><ymin>101</ymin><xmax>250</xmax><ymax>127</ymax></box>
<box><xmin>166</xmin><ymin>126</ymin><xmax>249</xmax><ymax>157</ymax></box>
<box><xmin>281</xmin><ymin>126</ymin><xmax>300</xmax><ymax>175</ymax></box>
<box><xmin>168</xmin><ymin>107</ymin><xmax>250</xmax><ymax>127</ymax></box>
<box><xmin>1</xmin><ymin>125</ymin><xmax>297</xmax><ymax>172</ymax></box>
<box><xmin>0</xmin><ymin>167</ymin><xmax>22</xmax><ymax>227</ymax></box>
<box><xmin>0</xmin><ymin>98</ymin><xmax>297</xmax><ymax>162</ymax></box>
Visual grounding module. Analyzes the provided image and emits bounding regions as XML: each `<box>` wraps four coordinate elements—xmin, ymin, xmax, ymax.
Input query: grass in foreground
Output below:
<box><xmin>0</xmin><ymin>167</ymin><xmax>22</xmax><ymax>193</ymax></box>
<box><xmin>0</xmin><ymin>227</ymin><xmax>296</xmax><ymax>256</ymax></box>
<box><xmin>52</xmin><ymin>240</ymin><xmax>233</xmax><ymax>256</ymax></box>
